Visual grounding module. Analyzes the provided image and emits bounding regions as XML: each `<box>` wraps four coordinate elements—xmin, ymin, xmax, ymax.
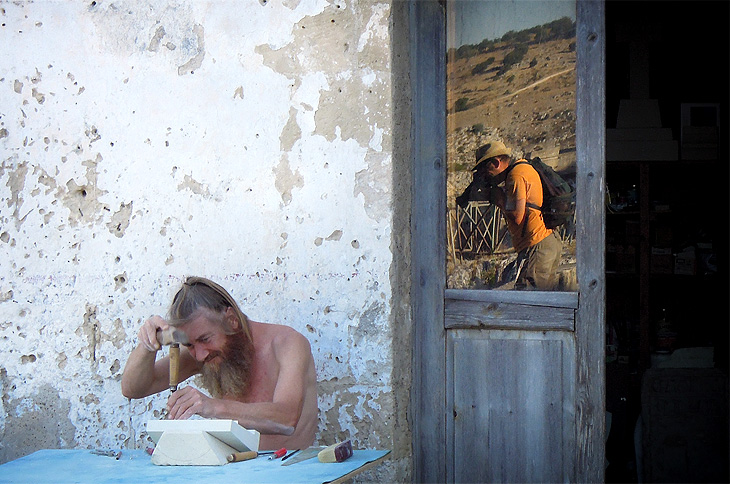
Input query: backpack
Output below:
<box><xmin>510</xmin><ymin>157</ymin><xmax>575</xmax><ymax>229</ymax></box>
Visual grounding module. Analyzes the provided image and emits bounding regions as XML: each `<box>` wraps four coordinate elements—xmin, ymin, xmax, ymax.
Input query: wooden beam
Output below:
<box><xmin>445</xmin><ymin>299</ymin><xmax>575</xmax><ymax>331</ymax></box>
<box><xmin>446</xmin><ymin>288</ymin><xmax>579</xmax><ymax>309</ymax></box>
<box><xmin>410</xmin><ymin>1</ymin><xmax>447</xmax><ymax>482</ymax></box>
<box><xmin>575</xmin><ymin>0</ymin><xmax>606</xmax><ymax>481</ymax></box>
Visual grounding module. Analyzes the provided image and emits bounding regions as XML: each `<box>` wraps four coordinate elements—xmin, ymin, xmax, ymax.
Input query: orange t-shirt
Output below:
<box><xmin>504</xmin><ymin>160</ymin><xmax>553</xmax><ymax>252</ymax></box>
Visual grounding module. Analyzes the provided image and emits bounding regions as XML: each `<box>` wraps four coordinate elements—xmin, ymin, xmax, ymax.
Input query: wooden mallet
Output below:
<box><xmin>155</xmin><ymin>328</ymin><xmax>189</xmax><ymax>392</ymax></box>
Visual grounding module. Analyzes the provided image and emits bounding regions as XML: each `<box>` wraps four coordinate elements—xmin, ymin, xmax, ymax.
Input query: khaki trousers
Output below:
<box><xmin>514</xmin><ymin>231</ymin><xmax>562</xmax><ymax>290</ymax></box>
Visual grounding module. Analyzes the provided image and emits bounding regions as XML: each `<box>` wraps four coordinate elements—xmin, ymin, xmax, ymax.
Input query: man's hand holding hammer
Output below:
<box><xmin>123</xmin><ymin>315</ymin><xmax>223</xmax><ymax>421</ymax></box>
<box><xmin>136</xmin><ymin>315</ymin><xmax>168</xmax><ymax>353</ymax></box>
<box><xmin>121</xmin><ymin>316</ymin><xmax>191</xmax><ymax>401</ymax></box>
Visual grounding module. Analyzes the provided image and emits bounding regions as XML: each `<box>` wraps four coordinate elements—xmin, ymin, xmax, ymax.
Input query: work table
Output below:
<box><xmin>0</xmin><ymin>448</ymin><xmax>390</xmax><ymax>484</ymax></box>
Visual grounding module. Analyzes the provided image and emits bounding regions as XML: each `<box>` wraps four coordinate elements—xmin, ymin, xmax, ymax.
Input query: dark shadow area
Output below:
<box><xmin>605</xmin><ymin>1</ymin><xmax>729</xmax><ymax>482</ymax></box>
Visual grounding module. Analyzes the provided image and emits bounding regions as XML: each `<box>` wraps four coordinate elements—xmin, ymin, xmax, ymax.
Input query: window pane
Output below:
<box><xmin>446</xmin><ymin>0</ymin><xmax>577</xmax><ymax>291</ymax></box>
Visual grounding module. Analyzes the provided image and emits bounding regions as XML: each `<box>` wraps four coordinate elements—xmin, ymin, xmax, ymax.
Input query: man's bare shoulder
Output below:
<box><xmin>253</xmin><ymin>321</ymin><xmax>312</xmax><ymax>354</ymax></box>
<box><xmin>276</xmin><ymin>325</ymin><xmax>312</xmax><ymax>354</ymax></box>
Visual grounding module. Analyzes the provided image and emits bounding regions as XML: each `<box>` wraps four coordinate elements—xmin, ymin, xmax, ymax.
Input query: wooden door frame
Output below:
<box><xmin>409</xmin><ymin>1</ymin><xmax>606</xmax><ymax>482</ymax></box>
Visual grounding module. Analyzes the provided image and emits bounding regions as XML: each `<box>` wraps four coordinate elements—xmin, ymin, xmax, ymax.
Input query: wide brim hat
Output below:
<box><xmin>475</xmin><ymin>141</ymin><xmax>511</xmax><ymax>164</ymax></box>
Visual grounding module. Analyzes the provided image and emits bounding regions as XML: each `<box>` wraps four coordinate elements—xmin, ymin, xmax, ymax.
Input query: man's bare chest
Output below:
<box><xmin>239</xmin><ymin>354</ymin><xmax>279</xmax><ymax>403</ymax></box>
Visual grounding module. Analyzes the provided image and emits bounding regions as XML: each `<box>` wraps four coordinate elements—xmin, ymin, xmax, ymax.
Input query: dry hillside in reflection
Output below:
<box><xmin>447</xmin><ymin>23</ymin><xmax>577</xmax><ymax>207</ymax></box>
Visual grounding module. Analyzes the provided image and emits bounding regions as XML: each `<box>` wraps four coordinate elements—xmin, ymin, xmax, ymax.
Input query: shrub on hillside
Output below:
<box><xmin>471</xmin><ymin>57</ymin><xmax>495</xmax><ymax>76</ymax></box>
<box><xmin>454</xmin><ymin>97</ymin><xmax>470</xmax><ymax>112</ymax></box>
<box><xmin>503</xmin><ymin>44</ymin><xmax>528</xmax><ymax>68</ymax></box>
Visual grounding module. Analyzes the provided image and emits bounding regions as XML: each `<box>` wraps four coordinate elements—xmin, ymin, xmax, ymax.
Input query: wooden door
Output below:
<box><xmin>410</xmin><ymin>1</ymin><xmax>606</xmax><ymax>482</ymax></box>
<box><xmin>445</xmin><ymin>291</ymin><xmax>578</xmax><ymax>482</ymax></box>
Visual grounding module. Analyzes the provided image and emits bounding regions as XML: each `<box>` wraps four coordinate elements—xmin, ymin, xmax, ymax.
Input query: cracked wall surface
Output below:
<box><xmin>0</xmin><ymin>0</ymin><xmax>409</xmax><ymax>480</ymax></box>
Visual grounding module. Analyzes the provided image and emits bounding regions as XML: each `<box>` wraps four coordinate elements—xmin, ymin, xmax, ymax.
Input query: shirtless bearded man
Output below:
<box><xmin>121</xmin><ymin>276</ymin><xmax>318</xmax><ymax>450</ymax></box>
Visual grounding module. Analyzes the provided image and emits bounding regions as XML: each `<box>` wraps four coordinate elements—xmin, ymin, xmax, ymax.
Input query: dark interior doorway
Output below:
<box><xmin>604</xmin><ymin>1</ymin><xmax>729</xmax><ymax>482</ymax></box>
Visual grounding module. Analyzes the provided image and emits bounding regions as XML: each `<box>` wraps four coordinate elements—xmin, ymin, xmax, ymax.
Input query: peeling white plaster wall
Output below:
<box><xmin>0</xmin><ymin>0</ymin><xmax>404</xmax><ymax>479</ymax></box>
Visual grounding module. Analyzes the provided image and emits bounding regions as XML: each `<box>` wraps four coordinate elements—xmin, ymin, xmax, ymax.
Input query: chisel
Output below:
<box><xmin>281</xmin><ymin>447</ymin><xmax>323</xmax><ymax>466</ymax></box>
<box><xmin>227</xmin><ymin>451</ymin><xmax>258</xmax><ymax>463</ymax></box>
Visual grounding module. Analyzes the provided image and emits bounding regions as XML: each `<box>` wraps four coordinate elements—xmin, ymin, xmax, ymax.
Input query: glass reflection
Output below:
<box><xmin>446</xmin><ymin>0</ymin><xmax>577</xmax><ymax>291</ymax></box>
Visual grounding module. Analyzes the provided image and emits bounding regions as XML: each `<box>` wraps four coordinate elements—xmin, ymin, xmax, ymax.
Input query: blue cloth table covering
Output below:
<box><xmin>0</xmin><ymin>448</ymin><xmax>390</xmax><ymax>484</ymax></box>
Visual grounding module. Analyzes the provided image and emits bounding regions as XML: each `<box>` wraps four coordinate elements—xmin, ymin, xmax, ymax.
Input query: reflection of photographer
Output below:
<box><xmin>456</xmin><ymin>156</ymin><xmax>501</xmax><ymax>208</ymax></box>
<box><xmin>457</xmin><ymin>141</ymin><xmax>562</xmax><ymax>290</ymax></box>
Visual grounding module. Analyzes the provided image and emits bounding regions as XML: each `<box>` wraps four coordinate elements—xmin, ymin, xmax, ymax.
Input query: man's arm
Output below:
<box><xmin>165</xmin><ymin>329</ymin><xmax>314</xmax><ymax>436</ymax></box>
<box><xmin>503</xmin><ymin>195</ymin><xmax>527</xmax><ymax>225</ymax></box>
<box><xmin>121</xmin><ymin>316</ymin><xmax>199</xmax><ymax>399</ymax></box>
<box><xmin>489</xmin><ymin>186</ymin><xmax>527</xmax><ymax>225</ymax></box>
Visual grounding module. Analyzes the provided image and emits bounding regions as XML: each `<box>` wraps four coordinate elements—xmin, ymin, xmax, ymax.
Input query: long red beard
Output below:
<box><xmin>198</xmin><ymin>333</ymin><xmax>254</xmax><ymax>399</ymax></box>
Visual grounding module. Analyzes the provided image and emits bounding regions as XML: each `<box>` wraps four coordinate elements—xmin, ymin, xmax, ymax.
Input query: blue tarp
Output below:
<box><xmin>0</xmin><ymin>449</ymin><xmax>390</xmax><ymax>484</ymax></box>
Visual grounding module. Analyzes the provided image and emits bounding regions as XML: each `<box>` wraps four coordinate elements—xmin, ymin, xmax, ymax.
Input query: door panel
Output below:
<box><xmin>448</xmin><ymin>329</ymin><xmax>576</xmax><ymax>482</ymax></box>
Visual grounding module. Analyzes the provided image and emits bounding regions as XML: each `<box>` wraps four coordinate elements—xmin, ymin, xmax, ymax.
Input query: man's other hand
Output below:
<box><xmin>166</xmin><ymin>386</ymin><xmax>217</xmax><ymax>420</ymax></box>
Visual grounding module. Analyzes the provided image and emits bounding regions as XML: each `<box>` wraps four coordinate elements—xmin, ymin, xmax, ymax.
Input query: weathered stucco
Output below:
<box><xmin>0</xmin><ymin>0</ymin><xmax>410</xmax><ymax>480</ymax></box>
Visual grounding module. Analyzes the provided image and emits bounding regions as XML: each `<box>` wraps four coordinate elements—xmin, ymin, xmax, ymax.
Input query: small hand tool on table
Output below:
<box><xmin>91</xmin><ymin>449</ymin><xmax>122</xmax><ymax>459</ymax></box>
<box><xmin>281</xmin><ymin>449</ymin><xmax>300</xmax><ymax>462</ymax></box>
<box><xmin>280</xmin><ymin>447</ymin><xmax>324</xmax><ymax>466</ymax></box>
<box><xmin>267</xmin><ymin>448</ymin><xmax>287</xmax><ymax>460</ymax></box>
<box><xmin>226</xmin><ymin>448</ymin><xmax>287</xmax><ymax>464</ymax></box>
<box><xmin>227</xmin><ymin>451</ymin><xmax>259</xmax><ymax>463</ymax></box>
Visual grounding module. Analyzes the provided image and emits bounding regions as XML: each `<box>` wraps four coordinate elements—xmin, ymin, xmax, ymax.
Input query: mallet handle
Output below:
<box><xmin>169</xmin><ymin>343</ymin><xmax>180</xmax><ymax>391</ymax></box>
